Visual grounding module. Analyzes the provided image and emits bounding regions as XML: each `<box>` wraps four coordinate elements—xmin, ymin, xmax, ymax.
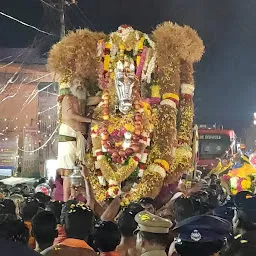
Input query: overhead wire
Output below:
<box><xmin>69</xmin><ymin>4</ymin><xmax>88</xmax><ymax>28</ymax></box>
<box><xmin>0</xmin><ymin>11</ymin><xmax>57</xmax><ymax>36</ymax></box>
<box><xmin>0</xmin><ymin>7</ymin><xmax>59</xmax><ymax>153</ymax></box>
<box><xmin>18</xmin><ymin>126</ymin><xmax>58</xmax><ymax>153</ymax></box>
<box><xmin>0</xmin><ymin>41</ymin><xmax>38</xmax><ymax>95</ymax></box>
<box><xmin>40</xmin><ymin>0</ymin><xmax>62</xmax><ymax>12</ymax></box>
<box><xmin>74</xmin><ymin>3</ymin><xmax>96</xmax><ymax>30</ymax></box>
<box><xmin>0</xmin><ymin>78</ymin><xmax>27</xmax><ymax>103</ymax></box>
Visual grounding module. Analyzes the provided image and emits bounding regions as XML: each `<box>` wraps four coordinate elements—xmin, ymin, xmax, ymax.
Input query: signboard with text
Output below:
<box><xmin>199</xmin><ymin>135</ymin><xmax>222</xmax><ymax>140</ymax></box>
<box><xmin>0</xmin><ymin>137</ymin><xmax>18</xmax><ymax>172</ymax></box>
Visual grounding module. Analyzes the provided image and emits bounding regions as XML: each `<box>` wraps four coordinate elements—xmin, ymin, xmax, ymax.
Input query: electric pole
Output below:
<box><xmin>59</xmin><ymin>0</ymin><xmax>65</xmax><ymax>38</ymax></box>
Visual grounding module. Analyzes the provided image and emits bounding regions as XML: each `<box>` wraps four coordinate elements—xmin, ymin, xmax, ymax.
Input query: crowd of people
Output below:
<box><xmin>0</xmin><ymin>165</ymin><xmax>255</xmax><ymax>256</ymax></box>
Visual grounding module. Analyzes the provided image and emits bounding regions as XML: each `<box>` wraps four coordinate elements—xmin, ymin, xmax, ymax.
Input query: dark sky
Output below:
<box><xmin>1</xmin><ymin>0</ymin><xmax>256</xmax><ymax>136</ymax></box>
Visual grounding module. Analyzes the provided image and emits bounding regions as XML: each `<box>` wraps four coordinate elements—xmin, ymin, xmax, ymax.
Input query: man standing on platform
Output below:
<box><xmin>57</xmin><ymin>76</ymin><xmax>101</xmax><ymax>202</ymax></box>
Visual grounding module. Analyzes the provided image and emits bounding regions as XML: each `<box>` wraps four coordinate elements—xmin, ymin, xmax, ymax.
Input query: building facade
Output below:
<box><xmin>0</xmin><ymin>48</ymin><xmax>56</xmax><ymax>177</ymax></box>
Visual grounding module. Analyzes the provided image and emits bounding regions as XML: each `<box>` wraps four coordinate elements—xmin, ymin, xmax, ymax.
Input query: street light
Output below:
<box><xmin>254</xmin><ymin>113</ymin><xmax>256</xmax><ymax>125</ymax></box>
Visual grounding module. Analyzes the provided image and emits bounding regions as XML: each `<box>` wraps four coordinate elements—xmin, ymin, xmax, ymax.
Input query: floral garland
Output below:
<box><xmin>92</xmin><ymin>26</ymin><xmax>157</xmax><ymax>198</ymax></box>
<box><xmin>222</xmin><ymin>175</ymin><xmax>252</xmax><ymax>195</ymax></box>
<box><xmin>47</xmin><ymin>23</ymin><xmax>205</xmax><ymax>204</ymax></box>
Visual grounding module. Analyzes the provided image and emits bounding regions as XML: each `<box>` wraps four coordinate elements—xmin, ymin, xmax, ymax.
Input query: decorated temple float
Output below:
<box><xmin>48</xmin><ymin>23</ymin><xmax>204</xmax><ymax>204</ymax></box>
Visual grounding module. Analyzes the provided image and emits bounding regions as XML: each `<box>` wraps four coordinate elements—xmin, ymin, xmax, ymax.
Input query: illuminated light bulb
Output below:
<box><xmin>6</xmin><ymin>127</ymin><xmax>8</xmax><ymax>130</ymax></box>
<box><xmin>15</xmin><ymin>117</ymin><xmax>18</xmax><ymax>120</ymax></box>
<box><xmin>48</xmin><ymin>116</ymin><xmax>51</xmax><ymax>119</ymax></box>
<box><xmin>4</xmin><ymin>119</ymin><xmax>7</xmax><ymax>121</ymax></box>
<box><xmin>5</xmin><ymin>138</ymin><xmax>8</xmax><ymax>141</ymax></box>
<box><xmin>26</xmin><ymin>115</ymin><xmax>28</xmax><ymax>118</ymax></box>
<box><xmin>37</xmin><ymin>131</ymin><xmax>40</xmax><ymax>133</ymax></box>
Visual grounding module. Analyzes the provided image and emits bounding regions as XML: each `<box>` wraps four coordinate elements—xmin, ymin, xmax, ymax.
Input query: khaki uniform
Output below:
<box><xmin>135</xmin><ymin>211</ymin><xmax>173</xmax><ymax>256</ymax></box>
<box><xmin>135</xmin><ymin>211</ymin><xmax>172</xmax><ymax>234</ymax></box>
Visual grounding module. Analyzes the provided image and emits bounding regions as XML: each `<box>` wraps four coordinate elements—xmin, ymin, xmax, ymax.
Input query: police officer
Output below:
<box><xmin>172</xmin><ymin>215</ymin><xmax>232</xmax><ymax>256</ymax></box>
<box><xmin>135</xmin><ymin>211</ymin><xmax>172</xmax><ymax>256</ymax></box>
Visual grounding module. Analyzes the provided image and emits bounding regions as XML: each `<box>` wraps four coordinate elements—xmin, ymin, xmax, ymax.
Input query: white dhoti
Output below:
<box><xmin>57</xmin><ymin>123</ymin><xmax>86</xmax><ymax>170</ymax></box>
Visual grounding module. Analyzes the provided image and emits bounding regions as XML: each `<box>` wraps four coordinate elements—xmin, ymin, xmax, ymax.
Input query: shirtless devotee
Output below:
<box><xmin>57</xmin><ymin>77</ymin><xmax>101</xmax><ymax>201</ymax></box>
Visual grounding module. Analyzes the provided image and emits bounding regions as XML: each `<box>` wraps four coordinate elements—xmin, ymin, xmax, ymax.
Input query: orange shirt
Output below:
<box><xmin>25</xmin><ymin>221</ymin><xmax>36</xmax><ymax>249</ymax></box>
<box><xmin>60</xmin><ymin>238</ymin><xmax>93</xmax><ymax>250</ymax></box>
<box><xmin>54</xmin><ymin>225</ymin><xmax>67</xmax><ymax>245</ymax></box>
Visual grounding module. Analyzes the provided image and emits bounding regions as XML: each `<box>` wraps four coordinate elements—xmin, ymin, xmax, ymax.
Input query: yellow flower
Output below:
<box><xmin>141</xmin><ymin>102</ymin><xmax>152</xmax><ymax>116</ymax></box>
<box><xmin>104</xmin><ymin>55</ymin><xmax>111</xmax><ymax>71</ymax></box>
<box><xmin>121</xmin><ymin>198</ymin><xmax>130</xmax><ymax>207</ymax></box>
<box><xmin>140</xmin><ymin>214</ymin><xmax>150</xmax><ymax>221</ymax></box>
<box><xmin>105</xmin><ymin>42</ymin><xmax>111</xmax><ymax>49</ymax></box>
<box><xmin>115</xmin><ymin>141</ymin><xmax>123</xmax><ymax>147</ymax></box>
<box><xmin>119</xmin><ymin>44</ymin><xmax>125</xmax><ymax>50</ymax></box>
<box><xmin>107</xmin><ymin>126</ymin><xmax>115</xmax><ymax>134</ymax></box>
<box><xmin>137</xmin><ymin>37</ymin><xmax>145</xmax><ymax>50</ymax></box>
<box><xmin>231</xmin><ymin>189</ymin><xmax>238</xmax><ymax>195</ymax></box>
<box><xmin>162</xmin><ymin>93</ymin><xmax>179</xmax><ymax>101</ymax></box>
<box><xmin>110</xmin><ymin>72</ymin><xmax>115</xmax><ymax>79</ymax></box>
<box><xmin>136</xmin><ymin>56</ymin><xmax>141</xmax><ymax>66</ymax></box>
<box><xmin>92</xmin><ymin>124</ymin><xmax>98</xmax><ymax>132</ymax></box>
<box><xmin>124</xmin><ymin>124</ymin><xmax>135</xmax><ymax>133</ymax></box>
<box><xmin>154</xmin><ymin>159</ymin><xmax>170</xmax><ymax>171</ymax></box>
<box><xmin>241</xmin><ymin>179</ymin><xmax>251</xmax><ymax>189</ymax></box>
<box><xmin>151</xmin><ymin>85</ymin><xmax>160</xmax><ymax>98</ymax></box>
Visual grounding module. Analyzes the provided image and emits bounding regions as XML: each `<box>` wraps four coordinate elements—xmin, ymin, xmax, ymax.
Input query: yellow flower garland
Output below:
<box><xmin>98</xmin><ymin>156</ymin><xmax>138</xmax><ymax>184</ymax></box>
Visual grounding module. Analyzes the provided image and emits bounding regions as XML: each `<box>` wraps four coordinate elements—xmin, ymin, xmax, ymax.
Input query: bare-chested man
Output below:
<box><xmin>57</xmin><ymin>77</ymin><xmax>101</xmax><ymax>201</ymax></box>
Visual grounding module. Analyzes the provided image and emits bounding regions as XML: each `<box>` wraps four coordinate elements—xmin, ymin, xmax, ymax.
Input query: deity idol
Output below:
<box><xmin>48</xmin><ymin>24</ymin><xmax>204</xmax><ymax>204</ymax></box>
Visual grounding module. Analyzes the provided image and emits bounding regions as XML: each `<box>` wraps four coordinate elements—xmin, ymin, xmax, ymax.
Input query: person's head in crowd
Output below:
<box><xmin>92</xmin><ymin>221</ymin><xmax>121</xmax><ymax>253</ymax></box>
<box><xmin>32</xmin><ymin>211</ymin><xmax>57</xmax><ymax>252</ymax></box>
<box><xmin>0</xmin><ymin>199</ymin><xmax>16</xmax><ymax>215</ymax></box>
<box><xmin>8</xmin><ymin>193</ymin><xmax>25</xmax><ymax>217</ymax></box>
<box><xmin>173</xmin><ymin>197</ymin><xmax>198</xmax><ymax>223</ymax></box>
<box><xmin>233</xmin><ymin>191</ymin><xmax>256</xmax><ymax>234</ymax></box>
<box><xmin>0</xmin><ymin>214</ymin><xmax>29</xmax><ymax>245</ymax></box>
<box><xmin>222</xmin><ymin>230</ymin><xmax>256</xmax><ymax>256</ymax></box>
<box><xmin>118</xmin><ymin>203</ymin><xmax>143</xmax><ymax>237</ymax></box>
<box><xmin>45</xmin><ymin>200</ymin><xmax>63</xmax><ymax>224</ymax></box>
<box><xmin>116</xmin><ymin>203</ymin><xmax>143</xmax><ymax>256</ymax></box>
<box><xmin>210</xmin><ymin>174</ymin><xmax>218</xmax><ymax>184</ymax></box>
<box><xmin>34</xmin><ymin>192</ymin><xmax>51</xmax><ymax>209</ymax></box>
<box><xmin>213</xmin><ymin>204</ymin><xmax>235</xmax><ymax>224</ymax></box>
<box><xmin>0</xmin><ymin>239</ymin><xmax>39</xmax><ymax>256</ymax></box>
<box><xmin>135</xmin><ymin>211</ymin><xmax>172</xmax><ymax>255</ymax></box>
<box><xmin>20</xmin><ymin>198</ymin><xmax>39</xmax><ymax>222</ymax></box>
<box><xmin>173</xmin><ymin>215</ymin><xmax>232</xmax><ymax>256</ymax></box>
<box><xmin>39</xmin><ymin>178</ymin><xmax>47</xmax><ymax>185</ymax></box>
<box><xmin>21</xmin><ymin>185</ymin><xmax>31</xmax><ymax>197</ymax></box>
<box><xmin>63</xmin><ymin>202</ymin><xmax>94</xmax><ymax>241</ymax></box>
<box><xmin>60</xmin><ymin>199</ymin><xmax>77</xmax><ymax>225</ymax></box>
<box><xmin>9</xmin><ymin>186</ymin><xmax>24</xmax><ymax>196</ymax></box>
<box><xmin>139</xmin><ymin>197</ymin><xmax>155</xmax><ymax>214</ymax></box>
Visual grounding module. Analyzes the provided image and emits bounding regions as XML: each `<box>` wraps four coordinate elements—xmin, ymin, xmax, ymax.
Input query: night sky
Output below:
<box><xmin>1</xmin><ymin>0</ymin><xmax>256</xmax><ymax>136</ymax></box>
